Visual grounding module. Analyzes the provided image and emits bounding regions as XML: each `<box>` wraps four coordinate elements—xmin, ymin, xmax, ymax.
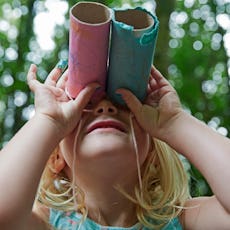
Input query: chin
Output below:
<box><xmin>78</xmin><ymin>134</ymin><xmax>133</xmax><ymax>158</ymax></box>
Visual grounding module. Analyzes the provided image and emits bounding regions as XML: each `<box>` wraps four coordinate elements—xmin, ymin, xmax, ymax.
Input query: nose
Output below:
<box><xmin>93</xmin><ymin>100</ymin><xmax>118</xmax><ymax>115</ymax></box>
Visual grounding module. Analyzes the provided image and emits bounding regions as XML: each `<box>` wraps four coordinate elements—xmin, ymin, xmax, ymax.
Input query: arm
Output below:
<box><xmin>118</xmin><ymin>66</ymin><xmax>230</xmax><ymax>229</ymax></box>
<box><xmin>181</xmin><ymin>196</ymin><xmax>230</xmax><ymax>230</ymax></box>
<box><xmin>164</xmin><ymin>110</ymin><xmax>230</xmax><ymax>212</ymax></box>
<box><xmin>0</xmin><ymin>64</ymin><xmax>99</xmax><ymax>229</ymax></box>
<box><xmin>167</xmin><ymin>112</ymin><xmax>230</xmax><ymax>229</ymax></box>
<box><xmin>0</xmin><ymin>114</ymin><xmax>61</xmax><ymax>229</ymax></box>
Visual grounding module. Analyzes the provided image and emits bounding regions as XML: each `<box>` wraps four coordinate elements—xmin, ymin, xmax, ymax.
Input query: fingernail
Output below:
<box><xmin>95</xmin><ymin>85</ymin><xmax>102</xmax><ymax>90</ymax></box>
<box><xmin>56</xmin><ymin>59</ymin><xmax>68</xmax><ymax>72</ymax></box>
<box><xmin>116</xmin><ymin>92</ymin><xmax>122</xmax><ymax>96</ymax></box>
<box><xmin>115</xmin><ymin>90</ymin><xmax>122</xmax><ymax>96</ymax></box>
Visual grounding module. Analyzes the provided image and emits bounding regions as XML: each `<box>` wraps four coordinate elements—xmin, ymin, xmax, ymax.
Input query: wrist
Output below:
<box><xmin>159</xmin><ymin>110</ymin><xmax>210</xmax><ymax>157</ymax></box>
<box><xmin>32</xmin><ymin>113</ymin><xmax>65</xmax><ymax>143</ymax></box>
<box><xmin>158</xmin><ymin>110</ymin><xmax>192</xmax><ymax>144</ymax></box>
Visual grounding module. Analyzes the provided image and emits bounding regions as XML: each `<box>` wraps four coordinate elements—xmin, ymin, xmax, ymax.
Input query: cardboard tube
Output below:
<box><xmin>67</xmin><ymin>2</ymin><xmax>111</xmax><ymax>100</ymax></box>
<box><xmin>107</xmin><ymin>7</ymin><xmax>159</xmax><ymax>105</ymax></box>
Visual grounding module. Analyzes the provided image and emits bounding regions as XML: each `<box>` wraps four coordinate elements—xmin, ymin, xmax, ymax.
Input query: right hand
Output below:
<box><xmin>117</xmin><ymin>66</ymin><xmax>183</xmax><ymax>141</ymax></box>
<box><xmin>27</xmin><ymin>64</ymin><xmax>99</xmax><ymax>138</ymax></box>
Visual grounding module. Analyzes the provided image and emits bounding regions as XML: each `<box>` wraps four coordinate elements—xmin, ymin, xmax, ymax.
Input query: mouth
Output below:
<box><xmin>86</xmin><ymin>119</ymin><xmax>127</xmax><ymax>134</ymax></box>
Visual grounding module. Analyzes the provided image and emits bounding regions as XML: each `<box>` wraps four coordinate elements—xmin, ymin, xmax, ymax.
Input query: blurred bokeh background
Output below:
<box><xmin>0</xmin><ymin>0</ymin><xmax>230</xmax><ymax>197</ymax></box>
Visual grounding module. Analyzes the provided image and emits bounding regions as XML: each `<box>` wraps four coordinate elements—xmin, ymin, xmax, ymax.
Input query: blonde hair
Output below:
<box><xmin>37</xmin><ymin>136</ymin><xmax>190</xmax><ymax>229</ymax></box>
<box><xmin>136</xmin><ymin>138</ymin><xmax>190</xmax><ymax>228</ymax></box>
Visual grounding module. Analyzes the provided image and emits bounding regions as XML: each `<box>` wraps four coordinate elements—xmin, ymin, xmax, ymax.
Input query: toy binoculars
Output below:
<box><xmin>67</xmin><ymin>1</ymin><xmax>159</xmax><ymax>105</ymax></box>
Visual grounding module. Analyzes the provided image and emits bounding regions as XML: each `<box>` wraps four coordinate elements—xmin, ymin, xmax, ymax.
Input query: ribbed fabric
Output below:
<box><xmin>49</xmin><ymin>209</ymin><xmax>182</xmax><ymax>230</ymax></box>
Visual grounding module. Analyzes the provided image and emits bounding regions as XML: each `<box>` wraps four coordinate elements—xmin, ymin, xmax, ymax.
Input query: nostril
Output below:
<box><xmin>108</xmin><ymin>108</ymin><xmax>115</xmax><ymax>113</ymax></box>
<box><xmin>94</xmin><ymin>100</ymin><xmax>118</xmax><ymax>115</ymax></box>
<box><xmin>97</xmin><ymin>108</ymin><xmax>104</xmax><ymax>113</ymax></box>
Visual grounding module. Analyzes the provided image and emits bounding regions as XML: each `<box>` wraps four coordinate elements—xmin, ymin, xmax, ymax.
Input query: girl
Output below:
<box><xmin>0</xmin><ymin>63</ymin><xmax>230</xmax><ymax>230</ymax></box>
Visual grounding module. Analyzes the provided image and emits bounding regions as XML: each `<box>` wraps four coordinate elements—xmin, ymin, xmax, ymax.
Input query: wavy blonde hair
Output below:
<box><xmin>37</xmin><ymin>134</ymin><xmax>190</xmax><ymax>229</ymax></box>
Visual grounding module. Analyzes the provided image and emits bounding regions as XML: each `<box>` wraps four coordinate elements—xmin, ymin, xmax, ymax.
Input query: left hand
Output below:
<box><xmin>117</xmin><ymin>66</ymin><xmax>183</xmax><ymax>140</ymax></box>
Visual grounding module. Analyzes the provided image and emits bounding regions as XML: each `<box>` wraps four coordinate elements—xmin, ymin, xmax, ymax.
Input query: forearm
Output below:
<box><xmin>163</xmin><ymin>111</ymin><xmax>230</xmax><ymax>212</ymax></box>
<box><xmin>0</xmin><ymin>115</ymin><xmax>62</xmax><ymax>223</ymax></box>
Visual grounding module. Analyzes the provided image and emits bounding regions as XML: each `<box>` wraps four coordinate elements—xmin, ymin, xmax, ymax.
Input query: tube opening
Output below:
<box><xmin>71</xmin><ymin>2</ymin><xmax>111</xmax><ymax>25</ymax></box>
<box><xmin>115</xmin><ymin>9</ymin><xmax>154</xmax><ymax>31</ymax></box>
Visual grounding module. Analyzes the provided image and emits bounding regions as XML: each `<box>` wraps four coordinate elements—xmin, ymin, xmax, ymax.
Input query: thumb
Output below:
<box><xmin>73</xmin><ymin>83</ymin><xmax>101</xmax><ymax>111</ymax></box>
<box><xmin>116</xmin><ymin>88</ymin><xmax>142</xmax><ymax>117</ymax></box>
<box><xmin>117</xmin><ymin>88</ymin><xmax>159</xmax><ymax>137</ymax></box>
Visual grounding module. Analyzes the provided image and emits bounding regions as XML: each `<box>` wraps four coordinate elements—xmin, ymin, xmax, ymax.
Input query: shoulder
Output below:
<box><xmin>180</xmin><ymin>196</ymin><xmax>230</xmax><ymax>230</ymax></box>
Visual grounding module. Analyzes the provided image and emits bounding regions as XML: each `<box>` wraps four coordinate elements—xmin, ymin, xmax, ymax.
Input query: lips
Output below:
<box><xmin>86</xmin><ymin>119</ymin><xmax>127</xmax><ymax>134</ymax></box>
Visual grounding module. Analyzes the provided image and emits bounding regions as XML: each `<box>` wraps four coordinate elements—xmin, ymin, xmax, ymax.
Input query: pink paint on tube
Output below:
<box><xmin>67</xmin><ymin>2</ymin><xmax>111</xmax><ymax>100</ymax></box>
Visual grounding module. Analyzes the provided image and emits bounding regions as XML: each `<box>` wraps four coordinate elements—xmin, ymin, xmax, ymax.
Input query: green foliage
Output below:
<box><xmin>168</xmin><ymin>0</ymin><xmax>230</xmax><ymax>197</ymax></box>
<box><xmin>0</xmin><ymin>0</ymin><xmax>229</xmax><ymax>197</ymax></box>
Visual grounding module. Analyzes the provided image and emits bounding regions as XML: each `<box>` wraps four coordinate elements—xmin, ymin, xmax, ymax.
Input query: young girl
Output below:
<box><xmin>0</xmin><ymin>62</ymin><xmax>230</xmax><ymax>230</ymax></box>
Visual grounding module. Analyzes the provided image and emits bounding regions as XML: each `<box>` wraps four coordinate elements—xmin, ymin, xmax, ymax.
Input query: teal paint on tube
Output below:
<box><xmin>107</xmin><ymin>7</ymin><xmax>159</xmax><ymax>105</ymax></box>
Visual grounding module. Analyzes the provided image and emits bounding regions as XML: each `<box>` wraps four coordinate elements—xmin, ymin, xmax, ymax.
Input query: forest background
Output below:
<box><xmin>0</xmin><ymin>0</ymin><xmax>230</xmax><ymax>197</ymax></box>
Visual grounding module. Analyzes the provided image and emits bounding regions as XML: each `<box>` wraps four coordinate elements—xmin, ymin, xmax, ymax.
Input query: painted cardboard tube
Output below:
<box><xmin>67</xmin><ymin>2</ymin><xmax>111</xmax><ymax>99</ymax></box>
<box><xmin>107</xmin><ymin>7</ymin><xmax>159</xmax><ymax>105</ymax></box>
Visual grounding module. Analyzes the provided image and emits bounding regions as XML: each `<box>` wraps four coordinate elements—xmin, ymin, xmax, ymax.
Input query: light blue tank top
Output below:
<box><xmin>49</xmin><ymin>209</ymin><xmax>183</xmax><ymax>230</ymax></box>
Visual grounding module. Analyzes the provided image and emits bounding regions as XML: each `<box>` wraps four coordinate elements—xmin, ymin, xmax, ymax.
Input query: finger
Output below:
<box><xmin>150</xmin><ymin>65</ymin><xmax>162</xmax><ymax>80</ymax></box>
<box><xmin>145</xmin><ymin>90</ymin><xmax>160</xmax><ymax>106</ymax></box>
<box><xmin>27</xmin><ymin>64</ymin><xmax>37</xmax><ymax>82</ymax></box>
<box><xmin>27</xmin><ymin>64</ymin><xmax>40</xmax><ymax>92</ymax></box>
<box><xmin>47</xmin><ymin>85</ymin><xmax>64</xmax><ymax>97</ymax></box>
<box><xmin>72</xmin><ymin>83</ymin><xmax>101</xmax><ymax>111</ymax></box>
<box><xmin>45</xmin><ymin>67</ymin><xmax>63</xmax><ymax>86</ymax></box>
<box><xmin>151</xmin><ymin>66</ymin><xmax>169</xmax><ymax>85</ymax></box>
<box><xmin>56</xmin><ymin>69</ymin><xmax>68</xmax><ymax>90</ymax></box>
<box><xmin>147</xmin><ymin>83</ymin><xmax>152</xmax><ymax>94</ymax></box>
<box><xmin>116</xmin><ymin>88</ymin><xmax>142</xmax><ymax>116</ymax></box>
<box><xmin>148</xmin><ymin>76</ymin><xmax>158</xmax><ymax>92</ymax></box>
<box><xmin>45</xmin><ymin>60</ymin><xmax>68</xmax><ymax>86</ymax></box>
<box><xmin>56</xmin><ymin>59</ymin><xmax>68</xmax><ymax>73</ymax></box>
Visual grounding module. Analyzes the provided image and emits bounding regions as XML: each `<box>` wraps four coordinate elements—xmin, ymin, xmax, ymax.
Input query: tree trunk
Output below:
<box><xmin>155</xmin><ymin>0</ymin><xmax>176</xmax><ymax>77</ymax></box>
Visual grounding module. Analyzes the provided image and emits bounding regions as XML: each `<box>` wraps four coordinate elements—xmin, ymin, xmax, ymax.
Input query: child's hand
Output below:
<box><xmin>117</xmin><ymin>66</ymin><xmax>183</xmax><ymax>140</ymax></box>
<box><xmin>27</xmin><ymin>64</ymin><xmax>99</xmax><ymax>138</ymax></box>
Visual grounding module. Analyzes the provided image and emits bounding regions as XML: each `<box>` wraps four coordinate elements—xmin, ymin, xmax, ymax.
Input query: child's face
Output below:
<box><xmin>60</xmin><ymin>98</ymin><xmax>151</xmax><ymax>175</ymax></box>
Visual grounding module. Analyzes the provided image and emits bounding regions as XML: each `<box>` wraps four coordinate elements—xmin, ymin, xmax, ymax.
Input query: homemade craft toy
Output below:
<box><xmin>66</xmin><ymin>1</ymin><xmax>159</xmax><ymax>105</ymax></box>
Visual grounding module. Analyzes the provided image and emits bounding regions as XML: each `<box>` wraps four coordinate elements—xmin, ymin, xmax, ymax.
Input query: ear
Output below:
<box><xmin>48</xmin><ymin>147</ymin><xmax>66</xmax><ymax>174</ymax></box>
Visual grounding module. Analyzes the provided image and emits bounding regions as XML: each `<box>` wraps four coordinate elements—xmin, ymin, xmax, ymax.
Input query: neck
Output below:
<box><xmin>86</xmin><ymin>190</ymin><xmax>137</xmax><ymax>227</ymax></box>
<box><xmin>72</xmin><ymin>163</ymin><xmax>139</xmax><ymax>227</ymax></box>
